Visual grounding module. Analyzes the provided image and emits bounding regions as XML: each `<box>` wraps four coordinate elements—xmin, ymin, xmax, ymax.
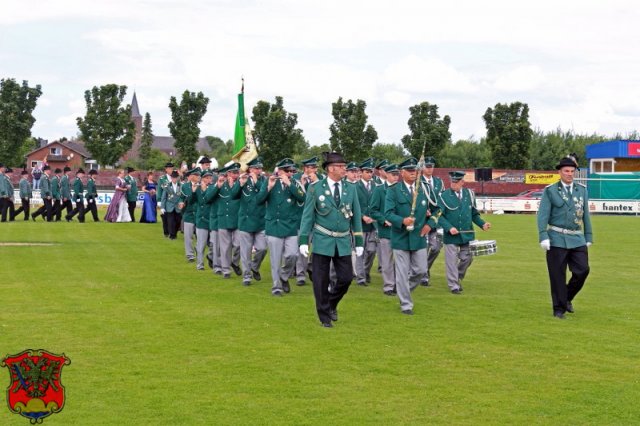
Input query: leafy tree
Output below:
<box><xmin>329</xmin><ymin>97</ymin><xmax>378</xmax><ymax>162</ymax></box>
<box><xmin>168</xmin><ymin>90</ymin><xmax>209</xmax><ymax>164</ymax></box>
<box><xmin>77</xmin><ymin>84</ymin><xmax>135</xmax><ymax>166</ymax></box>
<box><xmin>371</xmin><ymin>143</ymin><xmax>406</xmax><ymax>165</ymax></box>
<box><xmin>138</xmin><ymin>112</ymin><xmax>154</xmax><ymax>170</ymax></box>
<box><xmin>400</xmin><ymin>102</ymin><xmax>451</xmax><ymax>159</ymax></box>
<box><xmin>438</xmin><ymin>139</ymin><xmax>491</xmax><ymax>168</ymax></box>
<box><xmin>251</xmin><ymin>96</ymin><xmax>307</xmax><ymax>170</ymax></box>
<box><xmin>483</xmin><ymin>102</ymin><xmax>533</xmax><ymax>169</ymax></box>
<box><xmin>0</xmin><ymin>78</ymin><xmax>42</xmax><ymax>166</ymax></box>
<box><xmin>529</xmin><ymin>128</ymin><xmax>605</xmax><ymax>170</ymax></box>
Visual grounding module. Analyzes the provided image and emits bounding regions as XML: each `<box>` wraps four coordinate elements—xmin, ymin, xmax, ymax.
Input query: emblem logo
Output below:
<box><xmin>2</xmin><ymin>349</ymin><xmax>70</xmax><ymax>423</ymax></box>
<box><xmin>318</xmin><ymin>195</ymin><xmax>325</xmax><ymax>201</ymax></box>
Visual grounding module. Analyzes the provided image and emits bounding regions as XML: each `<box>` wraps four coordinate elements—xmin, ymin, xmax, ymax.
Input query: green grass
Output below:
<box><xmin>1</xmin><ymin>214</ymin><xmax>639</xmax><ymax>425</ymax></box>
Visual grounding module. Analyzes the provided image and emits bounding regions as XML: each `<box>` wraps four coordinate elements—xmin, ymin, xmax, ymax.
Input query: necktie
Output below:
<box><xmin>366</xmin><ymin>181</ymin><xmax>371</xmax><ymax>193</ymax></box>
<box><xmin>334</xmin><ymin>182</ymin><xmax>341</xmax><ymax>205</ymax></box>
<box><xmin>428</xmin><ymin>178</ymin><xmax>433</xmax><ymax>189</ymax></box>
<box><xmin>409</xmin><ymin>185</ymin><xmax>414</xmax><ymax>197</ymax></box>
<box><xmin>566</xmin><ymin>185</ymin><xmax>572</xmax><ymax>195</ymax></box>
<box><xmin>457</xmin><ymin>191</ymin><xmax>462</xmax><ymax>200</ymax></box>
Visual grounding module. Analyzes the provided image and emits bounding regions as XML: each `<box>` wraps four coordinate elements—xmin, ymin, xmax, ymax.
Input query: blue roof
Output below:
<box><xmin>586</xmin><ymin>140</ymin><xmax>640</xmax><ymax>159</ymax></box>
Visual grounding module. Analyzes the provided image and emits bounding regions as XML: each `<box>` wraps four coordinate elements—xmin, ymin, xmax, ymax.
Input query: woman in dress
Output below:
<box><xmin>140</xmin><ymin>172</ymin><xmax>157</xmax><ymax>223</ymax></box>
<box><xmin>104</xmin><ymin>169</ymin><xmax>132</xmax><ymax>223</ymax></box>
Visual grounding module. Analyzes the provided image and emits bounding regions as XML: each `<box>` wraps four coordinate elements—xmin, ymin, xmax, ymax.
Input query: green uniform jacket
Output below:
<box><xmin>73</xmin><ymin>177</ymin><xmax>84</xmax><ymax>202</ymax></box>
<box><xmin>180</xmin><ymin>182</ymin><xmax>197</xmax><ymax>224</ymax></box>
<box><xmin>237</xmin><ymin>176</ymin><xmax>267</xmax><ymax>233</ymax></box>
<box><xmin>86</xmin><ymin>178</ymin><xmax>97</xmax><ymax>201</ymax></box>
<box><xmin>19</xmin><ymin>178</ymin><xmax>32</xmax><ymax>199</ymax></box>
<box><xmin>60</xmin><ymin>175</ymin><xmax>71</xmax><ymax>200</ymax></box>
<box><xmin>160</xmin><ymin>182</ymin><xmax>182</xmax><ymax>213</ymax></box>
<box><xmin>125</xmin><ymin>175</ymin><xmax>138</xmax><ymax>202</ymax></box>
<box><xmin>438</xmin><ymin>188</ymin><xmax>485</xmax><ymax>245</ymax></box>
<box><xmin>421</xmin><ymin>175</ymin><xmax>444</xmax><ymax>195</ymax></box>
<box><xmin>51</xmin><ymin>176</ymin><xmax>61</xmax><ymax>200</ymax></box>
<box><xmin>537</xmin><ymin>182</ymin><xmax>593</xmax><ymax>248</ymax></box>
<box><xmin>195</xmin><ymin>186</ymin><xmax>211</xmax><ymax>230</ymax></box>
<box><xmin>40</xmin><ymin>175</ymin><xmax>51</xmax><ymax>198</ymax></box>
<box><xmin>214</xmin><ymin>181</ymin><xmax>240</xmax><ymax>230</ymax></box>
<box><xmin>257</xmin><ymin>179</ymin><xmax>305</xmax><ymax>238</ymax></box>
<box><xmin>385</xmin><ymin>181</ymin><xmax>438</xmax><ymax>251</ymax></box>
<box><xmin>356</xmin><ymin>179</ymin><xmax>376</xmax><ymax>232</ymax></box>
<box><xmin>0</xmin><ymin>174</ymin><xmax>9</xmax><ymax>198</ymax></box>
<box><xmin>370</xmin><ymin>182</ymin><xmax>391</xmax><ymax>239</ymax></box>
<box><xmin>299</xmin><ymin>179</ymin><xmax>363</xmax><ymax>256</ymax></box>
<box><xmin>157</xmin><ymin>174</ymin><xmax>170</xmax><ymax>206</ymax></box>
<box><xmin>204</xmin><ymin>183</ymin><xmax>220</xmax><ymax>231</ymax></box>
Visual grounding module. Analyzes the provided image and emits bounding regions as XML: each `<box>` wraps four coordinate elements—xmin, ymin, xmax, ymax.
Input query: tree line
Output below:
<box><xmin>1</xmin><ymin>78</ymin><xmax>634</xmax><ymax>171</ymax></box>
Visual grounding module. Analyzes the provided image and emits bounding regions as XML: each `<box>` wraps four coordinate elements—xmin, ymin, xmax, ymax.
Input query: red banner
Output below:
<box><xmin>628</xmin><ymin>142</ymin><xmax>640</xmax><ymax>156</ymax></box>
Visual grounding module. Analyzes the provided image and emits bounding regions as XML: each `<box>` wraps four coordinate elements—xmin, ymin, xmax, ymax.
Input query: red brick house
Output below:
<box><xmin>24</xmin><ymin>140</ymin><xmax>93</xmax><ymax>172</ymax></box>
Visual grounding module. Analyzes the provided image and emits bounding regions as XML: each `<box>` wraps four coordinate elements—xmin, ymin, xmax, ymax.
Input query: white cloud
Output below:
<box><xmin>384</xmin><ymin>56</ymin><xmax>476</xmax><ymax>95</ymax></box>
<box><xmin>493</xmin><ymin>66</ymin><xmax>545</xmax><ymax>92</ymax></box>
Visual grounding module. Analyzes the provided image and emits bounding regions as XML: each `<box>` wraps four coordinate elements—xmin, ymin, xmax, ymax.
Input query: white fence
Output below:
<box><xmin>477</xmin><ymin>197</ymin><xmax>640</xmax><ymax>215</ymax></box>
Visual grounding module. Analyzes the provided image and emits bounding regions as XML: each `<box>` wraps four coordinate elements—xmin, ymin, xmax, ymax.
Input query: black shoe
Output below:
<box><xmin>242</xmin><ymin>280</ymin><xmax>251</xmax><ymax>287</ymax></box>
<box><xmin>420</xmin><ymin>279</ymin><xmax>430</xmax><ymax>287</ymax></box>
<box><xmin>296</xmin><ymin>280</ymin><xmax>305</xmax><ymax>286</ymax></box>
<box><xmin>330</xmin><ymin>309</ymin><xmax>338</xmax><ymax>322</ymax></box>
<box><xmin>231</xmin><ymin>263</ymin><xmax>242</xmax><ymax>276</ymax></box>
<box><xmin>65</xmin><ymin>216</ymin><xmax>72</xmax><ymax>222</ymax></box>
<box><xmin>357</xmin><ymin>281</ymin><xmax>368</xmax><ymax>287</ymax></box>
<box><xmin>188</xmin><ymin>258</ymin><xmax>195</xmax><ymax>263</ymax></box>
<box><xmin>207</xmin><ymin>258</ymin><xmax>213</xmax><ymax>269</ymax></box>
<box><xmin>459</xmin><ymin>286</ymin><xmax>464</xmax><ymax>292</ymax></box>
<box><xmin>281</xmin><ymin>279</ymin><xmax>291</xmax><ymax>293</ymax></box>
<box><xmin>566</xmin><ymin>302</ymin><xmax>574</xmax><ymax>313</ymax></box>
<box><xmin>272</xmin><ymin>290</ymin><xmax>283</xmax><ymax>297</ymax></box>
<box><xmin>223</xmin><ymin>273</ymin><xmax>231</xmax><ymax>279</ymax></box>
<box><xmin>31</xmin><ymin>214</ymin><xmax>36</xmax><ymax>221</ymax></box>
<box><xmin>384</xmin><ymin>290</ymin><xmax>395</xmax><ymax>296</ymax></box>
<box><xmin>365</xmin><ymin>275</ymin><xmax>371</xmax><ymax>284</ymax></box>
<box><xmin>451</xmin><ymin>289</ymin><xmax>462</xmax><ymax>295</ymax></box>
<box><xmin>554</xmin><ymin>311</ymin><xmax>566</xmax><ymax>319</ymax></box>
<box><xmin>214</xmin><ymin>270</ymin><xmax>222</xmax><ymax>275</ymax></box>
<box><xmin>321</xmin><ymin>322</ymin><xmax>333</xmax><ymax>328</ymax></box>
<box><xmin>252</xmin><ymin>269</ymin><xmax>261</xmax><ymax>281</ymax></box>
<box><xmin>402</xmin><ymin>309</ymin><xmax>414</xmax><ymax>315</ymax></box>
<box><xmin>307</xmin><ymin>270</ymin><xmax>313</xmax><ymax>281</ymax></box>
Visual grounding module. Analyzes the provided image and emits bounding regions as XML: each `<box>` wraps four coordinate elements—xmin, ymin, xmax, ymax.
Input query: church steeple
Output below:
<box><xmin>131</xmin><ymin>91</ymin><xmax>141</xmax><ymax>118</ymax></box>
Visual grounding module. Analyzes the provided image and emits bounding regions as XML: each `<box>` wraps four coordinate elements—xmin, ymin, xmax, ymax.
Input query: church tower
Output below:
<box><xmin>124</xmin><ymin>92</ymin><xmax>143</xmax><ymax>160</ymax></box>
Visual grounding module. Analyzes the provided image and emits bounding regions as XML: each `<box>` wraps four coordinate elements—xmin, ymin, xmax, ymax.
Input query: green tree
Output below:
<box><xmin>138</xmin><ymin>112</ymin><xmax>154</xmax><ymax>170</ymax></box>
<box><xmin>529</xmin><ymin>128</ymin><xmax>606</xmax><ymax>170</ymax></box>
<box><xmin>0</xmin><ymin>78</ymin><xmax>42</xmax><ymax>166</ymax></box>
<box><xmin>329</xmin><ymin>97</ymin><xmax>378</xmax><ymax>162</ymax></box>
<box><xmin>77</xmin><ymin>84</ymin><xmax>135</xmax><ymax>166</ymax></box>
<box><xmin>371</xmin><ymin>143</ymin><xmax>406</xmax><ymax>165</ymax></box>
<box><xmin>400</xmin><ymin>102</ymin><xmax>451</xmax><ymax>159</ymax></box>
<box><xmin>438</xmin><ymin>139</ymin><xmax>491</xmax><ymax>168</ymax></box>
<box><xmin>168</xmin><ymin>90</ymin><xmax>209</xmax><ymax>164</ymax></box>
<box><xmin>483</xmin><ymin>102</ymin><xmax>533</xmax><ymax>169</ymax></box>
<box><xmin>251</xmin><ymin>96</ymin><xmax>307</xmax><ymax>170</ymax></box>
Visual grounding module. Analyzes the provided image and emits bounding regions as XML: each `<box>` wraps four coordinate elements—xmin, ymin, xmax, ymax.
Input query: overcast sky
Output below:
<box><xmin>2</xmin><ymin>0</ymin><xmax>640</xmax><ymax>148</ymax></box>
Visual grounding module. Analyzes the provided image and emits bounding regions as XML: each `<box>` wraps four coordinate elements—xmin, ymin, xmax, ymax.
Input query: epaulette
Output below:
<box><xmin>576</xmin><ymin>182</ymin><xmax>586</xmax><ymax>188</ymax></box>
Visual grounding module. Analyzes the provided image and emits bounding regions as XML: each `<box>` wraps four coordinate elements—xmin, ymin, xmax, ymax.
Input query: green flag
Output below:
<box><xmin>233</xmin><ymin>92</ymin><xmax>246</xmax><ymax>155</ymax></box>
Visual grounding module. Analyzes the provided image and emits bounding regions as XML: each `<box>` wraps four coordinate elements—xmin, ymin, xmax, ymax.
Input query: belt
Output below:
<box><xmin>314</xmin><ymin>224</ymin><xmax>350</xmax><ymax>238</ymax></box>
<box><xmin>548</xmin><ymin>225</ymin><xmax>582</xmax><ymax>235</ymax></box>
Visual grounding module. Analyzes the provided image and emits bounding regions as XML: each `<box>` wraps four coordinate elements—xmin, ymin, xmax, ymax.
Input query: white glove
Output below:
<box><xmin>299</xmin><ymin>244</ymin><xmax>309</xmax><ymax>257</ymax></box>
<box><xmin>586</xmin><ymin>242</ymin><xmax>592</xmax><ymax>248</ymax></box>
<box><xmin>160</xmin><ymin>208</ymin><xmax>166</xmax><ymax>215</ymax></box>
<box><xmin>355</xmin><ymin>246</ymin><xmax>364</xmax><ymax>257</ymax></box>
<box><xmin>540</xmin><ymin>239</ymin><xmax>550</xmax><ymax>251</ymax></box>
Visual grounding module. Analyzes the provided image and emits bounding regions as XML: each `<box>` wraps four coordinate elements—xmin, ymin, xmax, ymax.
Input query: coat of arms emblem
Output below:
<box><xmin>2</xmin><ymin>349</ymin><xmax>70</xmax><ymax>423</ymax></box>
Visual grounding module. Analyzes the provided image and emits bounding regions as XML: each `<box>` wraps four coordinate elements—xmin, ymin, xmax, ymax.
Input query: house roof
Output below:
<box><xmin>131</xmin><ymin>92</ymin><xmax>141</xmax><ymax>118</ymax></box>
<box><xmin>25</xmin><ymin>140</ymin><xmax>91</xmax><ymax>159</ymax></box>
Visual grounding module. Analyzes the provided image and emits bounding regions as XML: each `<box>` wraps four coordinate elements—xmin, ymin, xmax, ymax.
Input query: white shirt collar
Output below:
<box><xmin>327</xmin><ymin>176</ymin><xmax>341</xmax><ymax>188</ymax></box>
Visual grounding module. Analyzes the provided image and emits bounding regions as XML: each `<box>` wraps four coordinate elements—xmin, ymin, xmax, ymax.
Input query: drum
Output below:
<box><xmin>469</xmin><ymin>240</ymin><xmax>497</xmax><ymax>257</ymax></box>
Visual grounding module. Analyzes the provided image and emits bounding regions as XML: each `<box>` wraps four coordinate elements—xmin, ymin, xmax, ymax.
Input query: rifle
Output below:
<box><xmin>407</xmin><ymin>140</ymin><xmax>428</xmax><ymax>231</ymax></box>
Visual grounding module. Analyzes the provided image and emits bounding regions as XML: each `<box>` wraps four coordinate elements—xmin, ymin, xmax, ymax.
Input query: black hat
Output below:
<box><xmin>63</xmin><ymin>166</ymin><xmax>71</xmax><ymax>172</ymax></box>
<box><xmin>77</xmin><ymin>168</ymin><xmax>85</xmax><ymax>174</ymax></box>
<box><xmin>165</xmin><ymin>162</ymin><xmax>175</xmax><ymax>169</ymax></box>
<box><xmin>398</xmin><ymin>157</ymin><xmax>419</xmax><ymax>170</ymax></box>
<box><xmin>89</xmin><ymin>169</ymin><xmax>98</xmax><ymax>175</ymax></box>
<box><xmin>126</xmin><ymin>166</ymin><xmax>135</xmax><ymax>173</ymax></box>
<box><xmin>199</xmin><ymin>156</ymin><xmax>211</xmax><ymax>164</ymax></box>
<box><xmin>54</xmin><ymin>168</ymin><xmax>62</xmax><ymax>174</ymax></box>
<box><xmin>170</xmin><ymin>170</ymin><xmax>180</xmax><ymax>178</ymax></box>
<box><xmin>322</xmin><ymin>152</ymin><xmax>347</xmax><ymax>168</ymax></box>
<box><xmin>43</xmin><ymin>165</ymin><xmax>51</xmax><ymax>171</ymax></box>
<box><xmin>556</xmin><ymin>153</ymin><xmax>579</xmax><ymax>170</ymax></box>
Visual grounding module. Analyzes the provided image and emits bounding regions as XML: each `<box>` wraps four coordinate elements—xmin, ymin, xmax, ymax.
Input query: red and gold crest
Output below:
<box><xmin>2</xmin><ymin>349</ymin><xmax>70</xmax><ymax>424</ymax></box>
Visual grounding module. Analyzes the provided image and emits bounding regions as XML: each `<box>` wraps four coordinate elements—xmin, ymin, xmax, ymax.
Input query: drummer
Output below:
<box><xmin>437</xmin><ymin>171</ymin><xmax>491</xmax><ymax>294</ymax></box>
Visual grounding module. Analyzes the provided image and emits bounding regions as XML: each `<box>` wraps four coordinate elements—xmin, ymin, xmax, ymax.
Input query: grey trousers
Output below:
<box><xmin>238</xmin><ymin>230</ymin><xmax>267</xmax><ymax>282</ymax></box>
<box><xmin>267</xmin><ymin>235</ymin><xmax>298</xmax><ymax>292</ymax></box>
<box><xmin>355</xmin><ymin>231</ymin><xmax>377</xmax><ymax>284</ymax></box>
<box><xmin>444</xmin><ymin>243</ymin><xmax>473</xmax><ymax>291</ymax></box>
<box><xmin>426</xmin><ymin>228</ymin><xmax>442</xmax><ymax>280</ymax></box>
<box><xmin>295</xmin><ymin>230</ymin><xmax>311</xmax><ymax>283</ymax></box>
<box><xmin>195</xmin><ymin>227</ymin><xmax>209</xmax><ymax>269</ymax></box>
<box><xmin>208</xmin><ymin>230</ymin><xmax>222</xmax><ymax>273</ymax></box>
<box><xmin>393</xmin><ymin>248</ymin><xmax>427</xmax><ymax>311</ymax></box>
<box><xmin>378</xmin><ymin>238</ymin><xmax>395</xmax><ymax>292</ymax></box>
<box><xmin>183</xmin><ymin>221</ymin><xmax>196</xmax><ymax>261</ymax></box>
<box><xmin>218</xmin><ymin>228</ymin><xmax>240</xmax><ymax>274</ymax></box>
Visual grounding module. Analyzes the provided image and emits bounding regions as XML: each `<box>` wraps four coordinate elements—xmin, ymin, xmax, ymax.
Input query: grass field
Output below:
<box><xmin>1</xmin><ymin>213</ymin><xmax>639</xmax><ymax>425</ymax></box>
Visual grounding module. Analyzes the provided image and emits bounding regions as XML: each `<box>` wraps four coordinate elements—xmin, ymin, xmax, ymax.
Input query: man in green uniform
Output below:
<box><xmin>59</xmin><ymin>166</ymin><xmax>73</xmax><ymax>220</ymax></box>
<box><xmin>157</xmin><ymin>162</ymin><xmax>174</xmax><ymax>238</ymax></box>
<box><xmin>299</xmin><ymin>152</ymin><xmax>364</xmax><ymax>327</ymax></box>
<box><xmin>85</xmin><ymin>169</ymin><xmax>100</xmax><ymax>221</ymax></box>
<box><xmin>66</xmin><ymin>168</ymin><xmax>85</xmax><ymax>222</ymax></box>
<box><xmin>125</xmin><ymin>167</ymin><xmax>138</xmax><ymax>221</ymax></box>
<box><xmin>236</xmin><ymin>157</ymin><xmax>268</xmax><ymax>286</ymax></box>
<box><xmin>420</xmin><ymin>156</ymin><xmax>445</xmax><ymax>286</ymax></box>
<box><xmin>384</xmin><ymin>157</ymin><xmax>439</xmax><ymax>314</ymax></box>
<box><xmin>32</xmin><ymin>165</ymin><xmax>53</xmax><ymax>221</ymax></box>
<box><xmin>438</xmin><ymin>171</ymin><xmax>491</xmax><ymax>294</ymax></box>
<box><xmin>257</xmin><ymin>158</ymin><xmax>305</xmax><ymax>295</ymax></box>
<box><xmin>12</xmin><ymin>170</ymin><xmax>32</xmax><ymax>221</ymax></box>
<box><xmin>370</xmin><ymin>163</ymin><xmax>400</xmax><ymax>295</ymax></box>
<box><xmin>537</xmin><ymin>154</ymin><xmax>593</xmax><ymax>319</ymax></box>
<box><xmin>0</xmin><ymin>164</ymin><xmax>14</xmax><ymax>222</ymax></box>
<box><xmin>194</xmin><ymin>171</ymin><xmax>213</xmax><ymax>270</ymax></box>
<box><xmin>373</xmin><ymin>159</ymin><xmax>389</xmax><ymax>185</ymax></box>
<box><xmin>355</xmin><ymin>158</ymin><xmax>378</xmax><ymax>286</ymax></box>
<box><xmin>160</xmin><ymin>170</ymin><xmax>182</xmax><ymax>240</ymax></box>
<box><xmin>205</xmin><ymin>167</ymin><xmax>223</xmax><ymax>275</ymax></box>
<box><xmin>211</xmin><ymin>163</ymin><xmax>242</xmax><ymax>278</ymax></box>
<box><xmin>180</xmin><ymin>169</ymin><xmax>199</xmax><ymax>263</ymax></box>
